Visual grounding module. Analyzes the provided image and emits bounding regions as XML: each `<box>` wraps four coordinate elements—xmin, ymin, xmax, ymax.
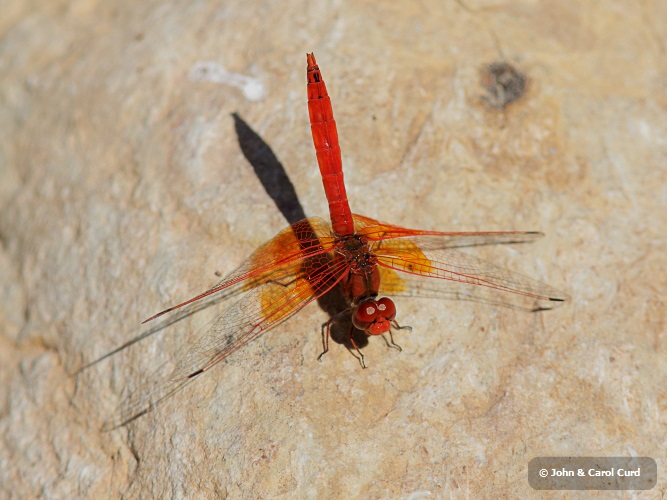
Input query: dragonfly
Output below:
<box><xmin>105</xmin><ymin>53</ymin><xmax>567</xmax><ymax>428</ymax></box>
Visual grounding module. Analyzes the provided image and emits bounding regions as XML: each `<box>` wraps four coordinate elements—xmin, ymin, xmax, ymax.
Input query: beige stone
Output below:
<box><xmin>1</xmin><ymin>0</ymin><xmax>665</xmax><ymax>497</ymax></box>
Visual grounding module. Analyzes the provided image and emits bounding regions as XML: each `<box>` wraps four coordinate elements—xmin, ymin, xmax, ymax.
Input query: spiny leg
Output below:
<box><xmin>318</xmin><ymin>308</ymin><xmax>351</xmax><ymax>362</ymax></box>
<box><xmin>384</xmin><ymin>320</ymin><xmax>412</xmax><ymax>352</ymax></box>
<box><xmin>317</xmin><ymin>320</ymin><xmax>331</xmax><ymax>362</ymax></box>
<box><xmin>348</xmin><ymin>325</ymin><xmax>367</xmax><ymax>369</ymax></box>
<box><xmin>392</xmin><ymin>320</ymin><xmax>412</xmax><ymax>332</ymax></box>
<box><xmin>267</xmin><ymin>277</ymin><xmax>297</xmax><ymax>287</ymax></box>
<box><xmin>382</xmin><ymin>330</ymin><xmax>402</xmax><ymax>352</ymax></box>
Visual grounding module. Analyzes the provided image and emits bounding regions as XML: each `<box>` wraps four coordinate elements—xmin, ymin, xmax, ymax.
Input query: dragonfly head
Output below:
<box><xmin>352</xmin><ymin>297</ymin><xmax>397</xmax><ymax>335</ymax></box>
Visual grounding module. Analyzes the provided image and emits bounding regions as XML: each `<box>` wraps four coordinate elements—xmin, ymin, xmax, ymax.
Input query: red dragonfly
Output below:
<box><xmin>106</xmin><ymin>54</ymin><xmax>566</xmax><ymax>427</ymax></box>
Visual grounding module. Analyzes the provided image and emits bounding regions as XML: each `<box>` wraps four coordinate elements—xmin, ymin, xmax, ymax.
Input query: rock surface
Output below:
<box><xmin>1</xmin><ymin>0</ymin><xmax>665</xmax><ymax>497</ymax></box>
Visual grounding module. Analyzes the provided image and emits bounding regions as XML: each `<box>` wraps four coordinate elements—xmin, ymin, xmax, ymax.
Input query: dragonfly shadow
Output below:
<box><xmin>80</xmin><ymin>110</ymin><xmax>566</xmax><ymax>429</ymax></box>
<box><xmin>232</xmin><ymin>112</ymin><xmax>306</xmax><ymax>225</ymax></box>
<box><xmin>326</xmin><ymin>313</ymin><xmax>370</xmax><ymax>351</ymax></box>
<box><xmin>232</xmin><ymin>112</ymin><xmax>353</xmax><ymax>347</ymax></box>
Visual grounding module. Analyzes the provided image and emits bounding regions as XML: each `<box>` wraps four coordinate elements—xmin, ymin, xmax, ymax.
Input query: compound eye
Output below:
<box><xmin>376</xmin><ymin>297</ymin><xmax>396</xmax><ymax>321</ymax></box>
<box><xmin>352</xmin><ymin>302</ymin><xmax>379</xmax><ymax>330</ymax></box>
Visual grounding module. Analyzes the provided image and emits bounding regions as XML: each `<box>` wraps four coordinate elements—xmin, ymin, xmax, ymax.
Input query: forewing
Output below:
<box><xmin>353</xmin><ymin>213</ymin><xmax>544</xmax><ymax>249</ymax></box>
<box><xmin>143</xmin><ymin>217</ymin><xmax>335</xmax><ymax>322</ymax></box>
<box><xmin>375</xmin><ymin>238</ymin><xmax>569</xmax><ymax>311</ymax></box>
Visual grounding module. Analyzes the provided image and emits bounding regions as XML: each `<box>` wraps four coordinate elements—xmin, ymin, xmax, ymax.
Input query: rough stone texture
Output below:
<box><xmin>1</xmin><ymin>0</ymin><xmax>665</xmax><ymax>497</ymax></box>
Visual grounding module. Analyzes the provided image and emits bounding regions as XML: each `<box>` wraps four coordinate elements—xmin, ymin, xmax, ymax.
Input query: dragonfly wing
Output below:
<box><xmin>353</xmin><ymin>214</ymin><xmax>545</xmax><ymax>249</ymax></box>
<box><xmin>375</xmin><ymin>238</ymin><xmax>569</xmax><ymax>311</ymax></box>
<box><xmin>104</xmin><ymin>252</ymin><xmax>349</xmax><ymax>429</ymax></box>
<box><xmin>102</xmin><ymin>368</ymin><xmax>197</xmax><ymax>431</ymax></box>
<box><xmin>143</xmin><ymin>217</ymin><xmax>336</xmax><ymax>323</ymax></box>
<box><xmin>378</xmin><ymin>266</ymin><xmax>564</xmax><ymax>311</ymax></box>
<box><xmin>403</xmin><ymin>232</ymin><xmax>544</xmax><ymax>249</ymax></box>
<box><xmin>169</xmin><ymin>252</ymin><xmax>348</xmax><ymax>381</ymax></box>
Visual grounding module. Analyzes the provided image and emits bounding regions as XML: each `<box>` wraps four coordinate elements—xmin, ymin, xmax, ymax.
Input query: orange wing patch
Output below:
<box><xmin>377</xmin><ymin>266</ymin><xmax>408</xmax><ymax>294</ymax></box>
<box><xmin>373</xmin><ymin>239</ymin><xmax>434</xmax><ymax>276</ymax></box>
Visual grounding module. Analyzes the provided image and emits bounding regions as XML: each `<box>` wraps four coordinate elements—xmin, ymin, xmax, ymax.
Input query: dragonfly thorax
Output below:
<box><xmin>352</xmin><ymin>297</ymin><xmax>397</xmax><ymax>335</ymax></box>
<box><xmin>335</xmin><ymin>234</ymin><xmax>381</xmax><ymax>302</ymax></box>
<box><xmin>336</xmin><ymin>234</ymin><xmax>377</xmax><ymax>270</ymax></box>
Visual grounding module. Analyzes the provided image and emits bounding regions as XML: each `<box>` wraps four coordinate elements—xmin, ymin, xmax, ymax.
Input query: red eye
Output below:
<box><xmin>352</xmin><ymin>302</ymin><xmax>378</xmax><ymax>330</ymax></box>
<box><xmin>376</xmin><ymin>297</ymin><xmax>396</xmax><ymax>321</ymax></box>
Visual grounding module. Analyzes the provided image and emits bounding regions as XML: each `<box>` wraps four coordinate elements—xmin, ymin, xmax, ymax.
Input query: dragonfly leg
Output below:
<box><xmin>348</xmin><ymin>326</ymin><xmax>367</xmax><ymax>369</ymax></box>
<box><xmin>383</xmin><ymin>330</ymin><xmax>402</xmax><ymax>352</ymax></box>
<box><xmin>392</xmin><ymin>320</ymin><xmax>412</xmax><ymax>332</ymax></box>
<box><xmin>318</xmin><ymin>308</ymin><xmax>351</xmax><ymax>362</ymax></box>
<box><xmin>267</xmin><ymin>277</ymin><xmax>297</xmax><ymax>287</ymax></box>
<box><xmin>317</xmin><ymin>320</ymin><xmax>331</xmax><ymax>362</ymax></box>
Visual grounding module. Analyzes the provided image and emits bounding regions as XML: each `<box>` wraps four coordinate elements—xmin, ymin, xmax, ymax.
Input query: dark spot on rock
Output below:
<box><xmin>481</xmin><ymin>62</ymin><xmax>526</xmax><ymax>109</ymax></box>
